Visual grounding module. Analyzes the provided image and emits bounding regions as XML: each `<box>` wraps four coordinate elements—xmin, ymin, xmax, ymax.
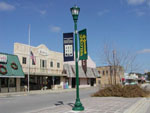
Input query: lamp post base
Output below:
<box><xmin>72</xmin><ymin>99</ymin><xmax>84</xmax><ymax>111</ymax></box>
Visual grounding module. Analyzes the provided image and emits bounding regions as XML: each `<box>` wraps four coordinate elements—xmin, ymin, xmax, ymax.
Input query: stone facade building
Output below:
<box><xmin>14</xmin><ymin>43</ymin><xmax>66</xmax><ymax>90</ymax></box>
<box><xmin>97</xmin><ymin>66</ymin><xmax>124</xmax><ymax>87</ymax></box>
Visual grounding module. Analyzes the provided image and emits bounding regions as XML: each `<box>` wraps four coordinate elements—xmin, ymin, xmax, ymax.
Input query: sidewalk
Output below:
<box><xmin>0</xmin><ymin>88</ymin><xmax>77</xmax><ymax>97</ymax></box>
<box><xmin>26</xmin><ymin>97</ymin><xmax>150</xmax><ymax>113</ymax></box>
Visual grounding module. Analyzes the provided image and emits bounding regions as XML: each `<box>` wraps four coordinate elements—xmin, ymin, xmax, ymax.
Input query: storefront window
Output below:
<box><xmin>9</xmin><ymin>78</ymin><xmax>16</xmax><ymax>87</ymax></box>
<box><xmin>54</xmin><ymin>76</ymin><xmax>60</xmax><ymax>85</ymax></box>
<box><xmin>1</xmin><ymin>78</ymin><xmax>8</xmax><ymax>88</ymax></box>
<box><xmin>1</xmin><ymin>78</ymin><xmax>16</xmax><ymax>87</ymax></box>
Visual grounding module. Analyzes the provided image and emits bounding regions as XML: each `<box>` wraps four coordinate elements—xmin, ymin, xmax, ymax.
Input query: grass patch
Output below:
<box><xmin>92</xmin><ymin>85</ymin><xmax>150</xmax><ymax>97</ymax></box>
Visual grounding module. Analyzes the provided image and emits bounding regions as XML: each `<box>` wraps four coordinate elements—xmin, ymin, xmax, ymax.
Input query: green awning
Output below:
<box><xmin>0</xmin><ymin>53</ymin><xmax>24</xmax><ymax>78</ymax></box>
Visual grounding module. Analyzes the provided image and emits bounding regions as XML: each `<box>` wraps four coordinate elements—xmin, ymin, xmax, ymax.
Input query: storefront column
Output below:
<box><xmin>8</xmin><ymin>78</ymin><xmax>9</xmax><ymax>92</ymax></box>
<box><xmin>60</xmin><ymin>77</ymin><xmax>64</xmax><ymax>89</ymax></box>
<box><xmin>0</xmin><ymin>78</ymin><xmax>1</xmax><ymax>92</ymax></box>
<box><xmin>16</xmin><ymin>78</ymin><xmax>20</xmax><ymax>92</ymax></box>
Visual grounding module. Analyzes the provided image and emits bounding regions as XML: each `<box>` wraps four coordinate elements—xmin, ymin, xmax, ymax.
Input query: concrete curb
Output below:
<box><xmin>0</xmin><ymin>87</ymin><xmax>93</xmax><ymax>97</ymax></box>
<box><xmin>124</xmin><ymin>98</ymin><xmax>150</xmax><ymax>113</ymax></box>
<box><xmin>0</xmin><ymin>89</ymin><xmax>75</xmax><ymax>97</ymax></box>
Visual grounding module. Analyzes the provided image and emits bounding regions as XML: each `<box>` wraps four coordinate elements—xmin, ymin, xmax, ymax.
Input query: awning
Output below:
<box><xmin>64</xmin><ymin>64</ymin><xmax>97</xmax><ymax>78</ymax></box>
<box><xmin>0</xmin><ymin>53</ymin><xmax>24</xmax><ymax>78</ymax></box>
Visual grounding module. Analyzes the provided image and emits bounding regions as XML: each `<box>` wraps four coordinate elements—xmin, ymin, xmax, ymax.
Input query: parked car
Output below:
<box><xmin>124</xmin><ymin>79</ymin><xmax>138</xmax><ymax>85</ymax></box>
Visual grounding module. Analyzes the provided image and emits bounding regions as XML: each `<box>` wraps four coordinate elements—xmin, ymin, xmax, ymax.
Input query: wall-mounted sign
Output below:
<box><xmin>38</xmin><ymin>49</ymin><xmax>48</xmax><ymax>56</ymax></box>
<box><xmin>79</xmin><ymin>29</ymin><xmax>88</xmax><ymax>60</ymax></box>
<box><xmin>63</xmin><ymin>33</ymin><xmax>74</xmax><ymax>62</ymax></box>
<box><xmin>0</xmin><ymin>54</ymin><xmax>7</xmax><ymax>63</ymax></box>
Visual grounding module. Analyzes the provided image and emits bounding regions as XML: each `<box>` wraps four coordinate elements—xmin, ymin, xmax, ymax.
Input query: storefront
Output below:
<box><xmin>63</xmin><ymin>56</ymin><xmax>100</xmax><ymax>88</ymax></box>
<box><xmin>0</xmin><ymin>53</ymin><xmax>24</xmax><ymax>93</ymax></box>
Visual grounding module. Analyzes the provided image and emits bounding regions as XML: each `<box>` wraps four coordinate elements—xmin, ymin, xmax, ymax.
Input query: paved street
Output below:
<box><xmin>0</xmin><ymin>87</ymin><xmax>98</xmax><ymax>113</ymax></box>
<box><xmin>0</xmin><ymin>87</ymin><xmax>150</xmax><ymax>113</ymax></box>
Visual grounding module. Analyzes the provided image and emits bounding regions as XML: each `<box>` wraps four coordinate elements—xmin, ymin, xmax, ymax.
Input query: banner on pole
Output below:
<box><xmin>63</xmin><ymin>33</ymin><xmax>74</xmax><ymax>62</ymax></box>
<box><xmin>79</xmin><ymin>29</ymin><xmax>88</xmax><ymax>60</ymax></box>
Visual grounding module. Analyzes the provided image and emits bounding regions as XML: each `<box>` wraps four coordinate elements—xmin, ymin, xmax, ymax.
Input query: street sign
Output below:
<box><xmin>63</xmin><ymin>33</ymin><xmax>74</xmax><ymax>62</ymax></box>
<box><xmin>79</xmin><ymin>29</ymin><xmax>88</xmax><ymax>60</ymax></box>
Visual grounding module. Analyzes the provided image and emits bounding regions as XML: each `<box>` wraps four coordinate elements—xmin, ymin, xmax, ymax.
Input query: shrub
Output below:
<box><xmin>92</xmin><ymin>85</ymin><xmax>150</xmax><ymax>97</ymax></box>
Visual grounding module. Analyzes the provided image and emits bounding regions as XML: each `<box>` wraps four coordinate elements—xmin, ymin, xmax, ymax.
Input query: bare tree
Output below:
<box><xmin>101</xmin><ymin>43</ymin><xmax>140</xmax><ymax>85</ymax></box>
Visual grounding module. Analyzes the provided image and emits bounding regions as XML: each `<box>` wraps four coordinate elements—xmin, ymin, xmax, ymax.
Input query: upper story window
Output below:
<box><xmin>57</xmin><ymin>62</ymin><xmax>60</xmax><ymax>68</ymax></box>
<box><xmin>106</xmin><ymin>70</ymin><xmax>108</xmax><ymax>75</ymax></box>
<box><xmin>40</xmin><ymin>59</ymin><xmax>47</xmax><ymax>68</ymax></box>
<box><xmin>50</xmin><ymin>61</ymin><xmax>53</xmax><ymax>67</ymax></box>
<box><xmin>98</xmin><ymin>71</ymin><xmax>101</xmax><ymax>74</ymax></box>
<box><xmin>103</xmin><ymin>71</ymin><xmax>105</xmax><ymax>75</ymax></box>
<box><xmin>22</xmin><ymin>57</ymin><xmax>26</xmax><ymax>64</ymax></box>
<box><xmin>32</xmin><ymin>58</ymin><xmax>36</xmax><ymax>65</ymax></box>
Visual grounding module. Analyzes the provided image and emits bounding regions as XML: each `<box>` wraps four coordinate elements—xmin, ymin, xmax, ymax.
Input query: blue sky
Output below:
<box><xmin>0</xmin><ymin>0</ymin><xmax>150</xmax><ymax>73</ymax></box>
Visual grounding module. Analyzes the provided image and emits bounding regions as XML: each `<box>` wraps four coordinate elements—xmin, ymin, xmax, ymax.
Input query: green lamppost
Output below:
<box><xmin>70</xmin><ymin>5</ymin><xmax>84</xmax><ymax>111</ymax></box>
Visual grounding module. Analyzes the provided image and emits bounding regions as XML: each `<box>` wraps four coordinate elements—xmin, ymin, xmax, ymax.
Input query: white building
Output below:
<box><xmin>14</xmin><ymin>43</ymin><xmax>66</xmax><ymax>90</ymax></box>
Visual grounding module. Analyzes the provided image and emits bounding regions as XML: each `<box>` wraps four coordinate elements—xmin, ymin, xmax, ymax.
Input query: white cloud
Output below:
<box><xmin>39</xmin><ymin>10</ymin><xmax>47</xmax><ymax>15</ymax></box>
<box><xmin>136</xmin><ymin>11</ymin><xmax>145</xmax><ymax>16</ymax></box>
<box><xmin>50</xmin><ymin>26</ymin><xmax>61</xmax><ymax>33</ymax></box>
<box><xmin>98</xmin><ymin>9</ymin><xmax>110</xmax><ymax>16</ymax></box>
<box><xmin>138</xmin><ymin>49</ymin><xmax>150</xmax><ymax>54</ymax></box>
<box><xmin>127</xmin><ymin>0</ymin><xmax>146</xmax><ymax>5</ymax></box>
<box><xmin>0</xmin><ymin>2</ymin><xmax>15</xmax><ymax>11</ymax></box>
<box><xmin>147</xmin><ymin>0</ymin><xmax>150</xmax><ymax>6</ymax></box>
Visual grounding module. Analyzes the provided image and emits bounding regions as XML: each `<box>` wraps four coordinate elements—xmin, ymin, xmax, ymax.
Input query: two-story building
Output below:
<box><xmin>14</xmin><ymin>43</ymin><xmax>66</xmax><ymax>91</ymax></box>
<box><xmin>97</xmin><ymin>66</ymin><xmax>124</xmax><ymax>87</ymax></box>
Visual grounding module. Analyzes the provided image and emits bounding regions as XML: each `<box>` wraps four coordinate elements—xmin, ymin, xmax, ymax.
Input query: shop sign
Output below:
<box><xmin>63</xmin><ymin>32</ymin><xmax>74</xmax><ymax>62</ymax></box>
<box><xmin>38</xmin><ymin>49</ymin><xmax>48</xmax><ymax>56</ymax></box>
<box><xmin>0</xmin><ymin>54</ymin><xmax>7</xmax><ymax>63</ymax></box>
<box><xmin>79</xmin><ymin>29</ymin><xmax>88</xmax><ymax>60</ymax></box>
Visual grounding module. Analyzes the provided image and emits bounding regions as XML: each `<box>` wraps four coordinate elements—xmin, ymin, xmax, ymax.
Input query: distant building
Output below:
<box><xmin>97</xmin><ymin>66</ymin><xmax>124</xmax><ymax>86</ymax></box>
<box><xmin>0</xmin><ymin>53</ymin><xmax>24</xmax><ymax>93</ymax></box>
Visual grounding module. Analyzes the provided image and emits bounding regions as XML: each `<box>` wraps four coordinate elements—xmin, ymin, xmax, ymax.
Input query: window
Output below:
<box><xmin>32</xmin><ymin>57</ymin><xmax>36</xmax><ymax>65</ymax></box>
<box><xmin>57</xmin><ymin>62</ymin><xmax>60</xmax><ymax>68</ymax></box>
<box><xmin>40</xmin><ymin>59</ymin><xmax>47</xmax><ymax>68</ymax></box>
<box><xmin>9</xmin><ymin>78</ymin><xmax>16</xmax><ymax>87</ymax></box>
<box><xmin>1</xmin><ymin>78</ymin><xmax>8</xmax><ymax>87</ymax></box>
<box><xmin>22</xmin><ymin>57</ymin><xmax>26</xmax><ymax>64</ymax></box>
<box><xmin>98</xmin><ymin>71</ymin><xmax>101</xmax><ymax>74</ymax></box>
<box><xmin>53</xmin><ymin>76</ymin><xmax>60</xmax><ymax>85</ymax></box>
<box><xmin>106</xmin><ymin>70</ymin><xmax>108</xmax><ymax>75</ymax></box>
<box><xmin>50</xmin><ymin>61</ymin><xmax>53</xmax><ymax>67</ymax></box>
<box><xmin>103</xmin><ymin>71</ymin><xmax>105</xmax><ymax>75</ymax></box>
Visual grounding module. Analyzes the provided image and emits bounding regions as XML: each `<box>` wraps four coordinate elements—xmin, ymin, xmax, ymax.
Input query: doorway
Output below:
<box><xmin>72</xmin><ymin>78</ymin><xmax>76</xmax><ymax>88</ymax></box>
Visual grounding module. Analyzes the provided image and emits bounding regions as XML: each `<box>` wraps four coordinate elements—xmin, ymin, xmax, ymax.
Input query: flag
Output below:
<box><xmin>30</xmin><ymin>51</ymin><xmax>36</xmax><ymax>65</ymax></box>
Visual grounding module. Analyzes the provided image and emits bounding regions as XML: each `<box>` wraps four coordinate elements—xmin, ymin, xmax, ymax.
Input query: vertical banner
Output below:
<box><xmin>63</xmin><ymin>33</ymin><xmax>74</xmax><ymax>62</ymax></box>
<box><xmin>79</xmin><ymin>29</ymin><xmax>88</xmax><ymax>60</ymax></box>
